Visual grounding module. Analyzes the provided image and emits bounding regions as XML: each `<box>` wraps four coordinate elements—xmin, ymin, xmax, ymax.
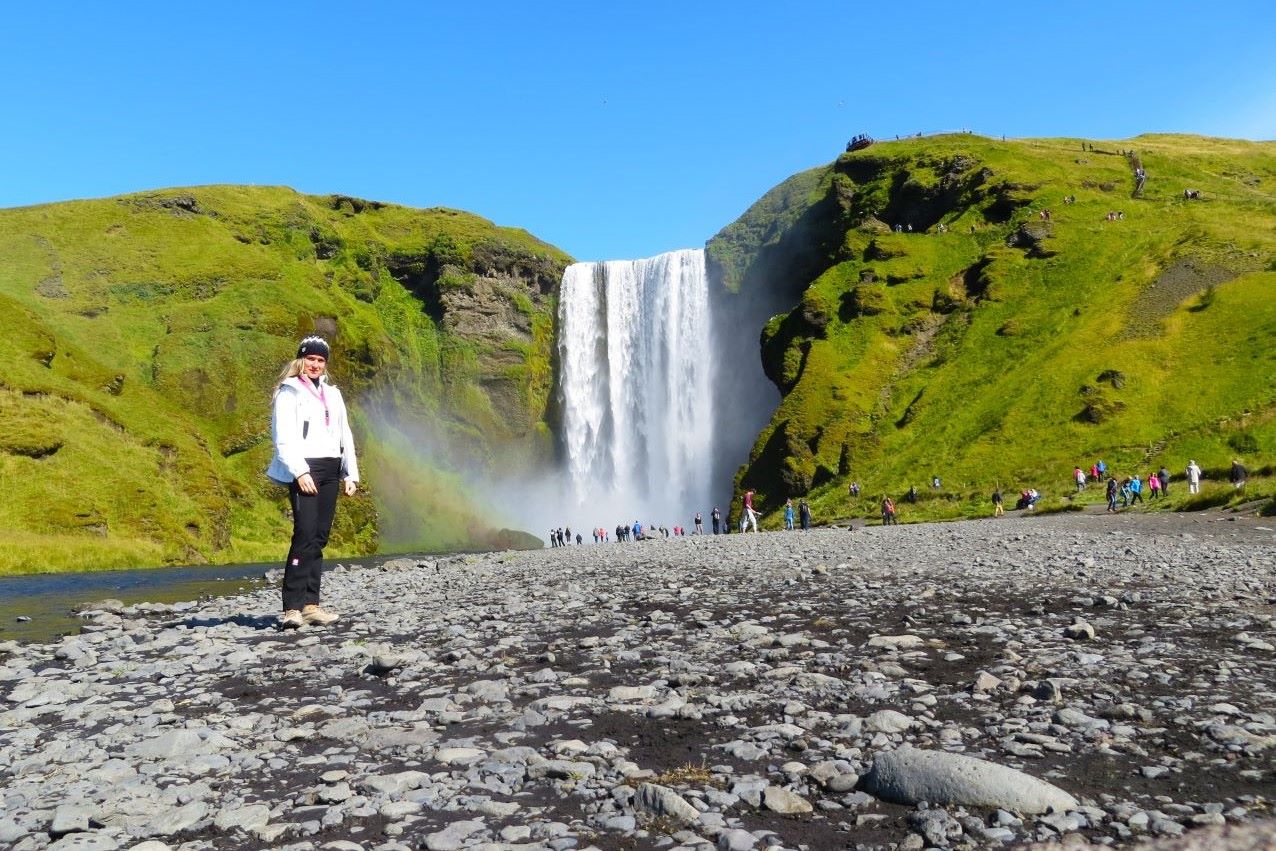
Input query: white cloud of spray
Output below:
<box><xmin>361</xmin><ymin>393</ymin><xmax>719</xmax><ymax>551</ymax></box>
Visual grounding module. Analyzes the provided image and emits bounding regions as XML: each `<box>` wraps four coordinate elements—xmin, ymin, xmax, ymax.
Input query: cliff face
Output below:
<box><xmin>707</xmin><ymin>134</ymin><xmax>1276</xmax><ymax>524</ymax></box>
<box><xmin>0</xmin><ymin>186</ymin><xmax>571</xmax><ymax>573</ymax></box>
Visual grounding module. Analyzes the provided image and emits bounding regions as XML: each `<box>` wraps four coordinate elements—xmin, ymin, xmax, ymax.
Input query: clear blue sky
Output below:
<box><xmin>2</xmin><ymin>1</ymin><xmax>1273</xmax><ymax>261</ymax></box>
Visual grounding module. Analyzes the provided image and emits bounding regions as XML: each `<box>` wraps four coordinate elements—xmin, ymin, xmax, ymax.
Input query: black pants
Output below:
<box><xmin>282</xmin><ymin>457</ymin><xmax>342</xmax><ymax>612</ymax></box>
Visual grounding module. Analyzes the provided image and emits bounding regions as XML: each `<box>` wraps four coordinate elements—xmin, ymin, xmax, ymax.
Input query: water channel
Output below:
<box><xmin>0</xmin><ymin>561</ymin><xmax>275</xmax><ymax>644</ymax></box>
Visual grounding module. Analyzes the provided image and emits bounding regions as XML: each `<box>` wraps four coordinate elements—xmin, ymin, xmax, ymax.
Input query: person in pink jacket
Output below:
<box><xmin>1148</xmin><ymin>472</ymin><xmax>1162</xmax><ymax>500</ymax></box>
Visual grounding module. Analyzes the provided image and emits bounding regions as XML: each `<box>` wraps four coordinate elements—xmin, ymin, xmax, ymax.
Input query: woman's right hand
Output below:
<box><xmin>297</xmin><ymin>472</ymin><xmax>317</xmax><ymax>495</ymax></box>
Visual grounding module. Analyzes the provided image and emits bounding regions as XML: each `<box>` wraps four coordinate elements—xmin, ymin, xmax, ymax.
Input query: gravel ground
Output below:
<box><xmin>1</xmin><ymin>511</ymin><xmax>1273</xmax><ymax>851</ymax></box>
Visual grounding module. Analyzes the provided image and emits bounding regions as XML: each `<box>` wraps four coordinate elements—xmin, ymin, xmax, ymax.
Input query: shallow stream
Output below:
<box><xmin>0</xmin><ymin>562</ymin><xmax>273</xmax><ymax>644</ymax></box>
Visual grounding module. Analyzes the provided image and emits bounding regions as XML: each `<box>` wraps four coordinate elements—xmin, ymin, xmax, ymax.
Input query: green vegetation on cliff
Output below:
<box><xmin>0</xmin><ymin>186</ymin><xmax>570</xmax><ymax>574</ymax></box>
<box><xmin>709</xmin><ymin>134</ymin><xmax>1275</xmax><ymax>524</ymax></box>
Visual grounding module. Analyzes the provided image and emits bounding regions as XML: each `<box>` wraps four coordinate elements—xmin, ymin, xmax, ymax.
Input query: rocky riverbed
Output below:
<box><xmin>2</xmin><ymin>512</ymin><xmax>1274</xmax><ymax>851</ymax></box>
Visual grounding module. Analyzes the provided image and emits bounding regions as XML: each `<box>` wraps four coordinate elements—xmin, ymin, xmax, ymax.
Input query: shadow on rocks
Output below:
<box><xmin>174</xmin><ymin>614</ymin><xmax>280</xmax><ymax>631</ymax></box>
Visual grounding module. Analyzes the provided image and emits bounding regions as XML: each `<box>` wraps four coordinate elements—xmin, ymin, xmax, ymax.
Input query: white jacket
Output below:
<box><xmin>266</xmin><ymin>375</ymin><xmax>359</xmax><ymax>485</ymax></box>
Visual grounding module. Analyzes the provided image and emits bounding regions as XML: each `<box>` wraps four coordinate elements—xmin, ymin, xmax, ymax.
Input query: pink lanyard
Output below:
<box><xmin>299</xmin><ymin>378</ymin><xmax>330</xmax><ymax>426</ymax></box>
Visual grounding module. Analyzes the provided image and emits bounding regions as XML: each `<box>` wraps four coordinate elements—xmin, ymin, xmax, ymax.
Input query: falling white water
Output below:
<box><xmin>557</xmin><ymin>249</ymin><xmax>715</xmax><ymax>525</ymax></box>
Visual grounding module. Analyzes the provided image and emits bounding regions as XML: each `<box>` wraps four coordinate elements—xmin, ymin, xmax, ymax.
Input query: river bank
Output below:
<box><xmin>2</xmin><ymin>511</ymin><xmax>1273</xmax><ymax>850</ymax></box>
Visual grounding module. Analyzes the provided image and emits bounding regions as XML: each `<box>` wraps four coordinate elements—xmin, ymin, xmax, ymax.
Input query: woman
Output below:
<box><xmin>266</xmin><ymin>336</ymin><xmax>359</xmax><ymax>629</ymax></box>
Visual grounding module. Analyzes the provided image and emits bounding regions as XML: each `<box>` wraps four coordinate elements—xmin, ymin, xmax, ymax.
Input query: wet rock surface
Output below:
<box><xmin>1</xmin><ymin>512</ymin><xmax>1273</xmax><ymax>850</ymax></box>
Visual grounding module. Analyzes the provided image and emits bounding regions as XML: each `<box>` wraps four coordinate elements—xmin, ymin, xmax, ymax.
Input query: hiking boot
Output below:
<box><xmin>279</xmin><ymin>610</ymin><xmax>304</xmax><ymax>629</ymax></box>
<box><xmin>302</xmin><ymin>605</ymin><xmax>339</xmax><ymax>626</ymax></box>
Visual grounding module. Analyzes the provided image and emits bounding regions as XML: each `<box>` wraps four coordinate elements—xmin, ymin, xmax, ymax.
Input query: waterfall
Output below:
<box><xmin>557</xmin><ymin>249</ymin><xmax>714</xmax><ymax>525</ymax></box>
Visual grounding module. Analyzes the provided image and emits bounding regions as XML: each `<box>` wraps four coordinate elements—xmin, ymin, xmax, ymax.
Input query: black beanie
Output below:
<box><xmin>297</xmin><ymin>336</ymin><xmax>330</xmax><ymax>360</ymax></box>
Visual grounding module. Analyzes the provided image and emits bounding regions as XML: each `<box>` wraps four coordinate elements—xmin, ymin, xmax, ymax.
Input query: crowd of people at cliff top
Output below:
<box><xmin>547</xmin><ymin>458</ymin><xmax>1256</xmax><ymax>547</ymax></box>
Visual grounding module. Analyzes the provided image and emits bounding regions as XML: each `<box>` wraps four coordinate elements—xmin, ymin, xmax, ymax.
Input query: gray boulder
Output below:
<box><xmin>863</xmin><ymin>746</ymin><xmax>1078</xmax><ymax>814</ymax></box>
<box><xmin>636</xmin><ymin>783</ymin><xmax>700</xmax><ymax>823</ymax></box>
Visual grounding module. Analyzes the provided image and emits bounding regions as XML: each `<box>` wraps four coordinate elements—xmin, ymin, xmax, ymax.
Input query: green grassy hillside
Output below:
<box><xmin>0</xmin><ymin>186</ymin><xmax>570</xmax><ymax>574</ymax></box>
<box><xmin>709</xmin><ymin>134</ymin><xmax>1276</xmax><ymax>525</ymax></box>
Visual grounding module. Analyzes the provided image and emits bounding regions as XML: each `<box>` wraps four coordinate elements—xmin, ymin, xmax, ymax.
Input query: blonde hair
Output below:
<box><xmin>273</xmin><ymin>358</ymin><xmax>304</xmax><ymax>398</ymax></box>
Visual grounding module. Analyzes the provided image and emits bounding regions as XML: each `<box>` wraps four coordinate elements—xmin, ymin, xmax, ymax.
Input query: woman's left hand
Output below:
<box><xmin>344</xmin><ymin>480</ymin><xmax>357</xmax><ymax>497</ymax></box>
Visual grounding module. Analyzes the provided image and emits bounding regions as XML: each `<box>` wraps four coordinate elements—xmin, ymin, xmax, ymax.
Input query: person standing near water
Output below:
<box><xmin>267</xmin><ymin>336</ymin><xmax>359</xmax><ymax>629</ymax></box>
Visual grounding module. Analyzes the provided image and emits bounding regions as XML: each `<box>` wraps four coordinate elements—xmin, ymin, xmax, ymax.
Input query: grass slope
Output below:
<box><xmin>709</xmin><ymin>134</ymin><xmax>1276</xmax><ymax>526</ymax></box>
<box><xmin>0</xmin><ymin>186</ymin><xmax>570</xmax><ymax>574</ymax></box>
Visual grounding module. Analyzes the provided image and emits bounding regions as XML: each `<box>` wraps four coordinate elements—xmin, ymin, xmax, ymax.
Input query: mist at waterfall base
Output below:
<box><xmin>362</xmin><ymin>247</ymin><xmax>782</xmax><ymax>550</ymax></box>
<box><xmin>362</xmin><ymin>402</ymin><xmax>577</xmax><ymax>551</ymax></box>
<box><xmin>361</xmin><ymin>402</ymin><xmax>680</xmax><ymax>551</ymax></box>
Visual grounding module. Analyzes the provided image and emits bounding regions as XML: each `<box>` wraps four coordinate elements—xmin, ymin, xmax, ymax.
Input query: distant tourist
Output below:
<box><xmin>849</xmin><ymin>481</ymin><xmax>861</xmax><ymax>497</ymax></box>
<box><xmin>741</xmin><ymin>489</ymin><xmax>759</xmax><ymax>533</ymax></box>
<box><xmin>1186</xmin><ymin>460</ymin><xmax>1203</xmax><ymax>494</ymax></box>
<box><xmin>1074</xmin><ymin>467</ymin><xmax>1087</xmax><ymax>492</ymax></box>
<box><xmin>992</xmin><ymin>488</ymin><xmax>1004</xmax><ymax>517</ymax></box>
<box><xmin>1148</xmin><ymin>473</ymin><xmax>1161</xmax><ymax>500</ymax></box>
<box><xmin>1230</xmin><ymin>459</ymin><xmax>1248</xmax><ymax>490</ymax></box>
<box><xmin>711</xmin><ymin>506</ymin><xmax>721</xmax><ymax>535</ymax></box>
<box><xmin>1129</xmin><ymin>474</ymin><xmax>1144</xmax><ymax>505</ymax></box>
<box><xmin>1106</xmin><ymin>477</ymin><xmax>1119</xmax><ymax>512</ymax></box>
<box><xmin>267</xmin><ymin>336</ymin><xmax>358</xmax><ymax>630</ymax></box>
<box><xmin>799</xmin><ymin>499</ymin><xmax>812</xmax><ymax>531</ymax></box>
<box><xmin>1157</xmin><ymin>465</ymin><xmax>1171</xmax><ymax>495</ymax></box>
<box><xmin>881</xmin><ymin>496</ymin><xmax>898</xmax><ymax>525</ymax></box>
<box><xmin>784</xmin><ymin>499</ymin><xmax>795</xmax><ymax>531</ymax></box>
<box><xmin>694</xmin><ymin>512</ymin><xmax>703</xmax><ymax>535</ymax></box>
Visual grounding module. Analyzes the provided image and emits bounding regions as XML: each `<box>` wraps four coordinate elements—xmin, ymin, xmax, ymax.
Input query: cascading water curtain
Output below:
<box><xmin>557</xmin><ymin>249</ymin><xmax>714</xmax><ymax>525</ymax></box>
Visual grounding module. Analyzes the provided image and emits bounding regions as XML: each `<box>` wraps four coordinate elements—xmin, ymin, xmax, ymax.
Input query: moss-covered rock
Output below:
<box><xmin>708</xmin><ymin>133</ymin><xmax>1276</xmax><ymax>527</ymax></box>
